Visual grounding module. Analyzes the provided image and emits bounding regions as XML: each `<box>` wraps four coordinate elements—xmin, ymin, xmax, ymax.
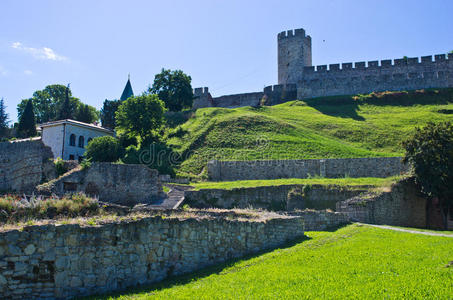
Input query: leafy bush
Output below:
<box><xmin>54</xmin><ymin>157</ymin><xmax>68</xmax><ymax>177</ymax></box>
<box><xmin>85</xmin><ymin>136</ymin><xmax>125</xmax><ymax>162</ymax></box>
<box><xmin>122</xmin><ymin>142</ymin><xmax>180</xmax><ymax>176</ymax></box>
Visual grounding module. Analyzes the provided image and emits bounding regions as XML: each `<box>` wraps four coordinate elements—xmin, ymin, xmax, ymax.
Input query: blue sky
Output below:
<box><xmin>1</xmin><ymin>0</ymin><xmax>452</xmax><ymax>122</ymax></box>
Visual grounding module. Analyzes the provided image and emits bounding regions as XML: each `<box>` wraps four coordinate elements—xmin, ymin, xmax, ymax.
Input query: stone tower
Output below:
<box><xmin>278</xmin><ymin>28</ymin><xmax>312</xmax><ymax>84</ymax></box>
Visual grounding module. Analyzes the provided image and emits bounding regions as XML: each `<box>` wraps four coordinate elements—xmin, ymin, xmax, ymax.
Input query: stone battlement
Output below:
<box><xmin>304</xmin><ymin>53</ymin><xmax>452</xmax><ymax>74</ymax></box>
<box><xmin>193</xmin><ymin>87</ymin><xmax>210</xmax><ymax>95</ymax></box>
<box><xmin>278</xmin><ymin>28</ymin><xmax>309</xmax><ymax>40</ymax></box>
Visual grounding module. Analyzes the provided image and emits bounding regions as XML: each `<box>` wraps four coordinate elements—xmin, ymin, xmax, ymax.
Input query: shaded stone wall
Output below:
<box><xmin>207</xmin><ymin>157</ymin><xmax>408</xmax><ymax>181</ymax></box>
<box><xmin>36</xmin><ymin>162</ymin><xmax>163</xmax><ymax>206</ymax></box>
<box><xmin>337</xmin><ymin>178</ymin><xmax>427</xmax><ymax>228</ymax></box>
<box><xmin>184</xmin><ymin>185</ymin><xmax>367</xmax><ymax>211</ymax></box>
<box><xmin>0</xmin><ymin>140</ymin><xmax>55</xmax><ymax>193</ymax></box>
<box><xmin>298</xmin><ymin>54</ymin><xmax>453</xmax><ymax>99</ymax></box>
<box><xmin>287</xmin><ymin>210</ymin><xmax>351</xmax><ymax>231</ymax></box>
<box><xmin>192</xmin><ymin>87</ymin><xmax>263</xmax><ymax>110</ymax></box>
<box><xmin>0</xmin><ymin>213</ymin><xmax>304</xmax><ymax>299</ymax></box>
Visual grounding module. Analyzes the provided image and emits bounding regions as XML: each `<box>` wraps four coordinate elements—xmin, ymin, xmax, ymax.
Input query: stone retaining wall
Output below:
<box><xmin>36</xmin><ymin>162</ymin><xmax>163</xmax><ymax>206</ymax></box>
<box><xmin>0</xmin><ymin>140</ymin><xmax>55</xmax><ymax>193</ymax></box>
<box><xmin>207</xmin><ymin>157</ymin><xmax>407</xmax><ymax>181</ymax></box>
<box><xmin>184</xmin><ymin>185</ymin><xmax>367</xmax><ymax>211</ymax></box>
<box><xmin>0</xmin><ymin>212</ymin><xmax>304</xmax><ymax>299</ymax></box>
<box><xmin>337</xmin><ymin>178</ymin><xmax>427</xmax><ymax>228</ymax></box>
<box><xmin>288</xmin><ymin>210</ymin><xmax>351</xmax><ymax>231</ymax></box>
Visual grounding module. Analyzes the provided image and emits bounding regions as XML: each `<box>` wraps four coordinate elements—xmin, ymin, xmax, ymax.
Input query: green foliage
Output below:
<box><xmin>116</xmin><ymin>94</ymin><xmax>166</xmax><ymax>142</ymax></box>
<box><xmin>80</xmin><ymin>157</ymin><xmax>92</xmax><ymax>170</ymax></box>
<box><xmin>100</xmin><ymin>99</ymin><xmax>122</xmax><ymax>129</ymax></box>
<box><xmin>403</xmin><ymin>121</ymin><xmax>453</xmax><ymax>229</ymax></box>
<box><xmin>85</xmin><ymin>136</ymin><xmax>125</xmax><ymax>162</ymax></box>
<box><xmin>101</xmin><ymin>225</ymin><xmax>453</xmax><ymax>299</ymax></box>
<box><xmin>167</xmin><ymin>88</ymin><xmax>453</xmax><ymax>177</ymax></box>
<box><xmin>17</xmin><ymin>84</ymin><xmax>78</xmax><ymax>123</ymax></box>
<box><xmin>149</xmin><ymin>68</ymin><xmax>193</xmax><ymax>112</ymax></box>
<box><xmin>17</xmin><ymin>99</ymin><xmax>37</xmax><ymax>138</ymax></box>
<box><xmin>58</xmin><ymin>84</ymin><xmax>72</xmax><ymax>120</ymax></box>
<box><xmin>122</xmin><ymin>142</ymin><xmax>180</xmax><ymax>176</ymax></box>
<box><xmin>0</xmin><ymin>98</ymin><xmax>10</xmax><ymax>138</ymax></box>
<box><xmin>54</xmin><ymin>158</ymin><xmax>68</xmax><ymax>177</ymax></box>
<box><xmin>74</xmin><ymin>103</ymin><xmax>99</xmax><ymax>123</ymax></box>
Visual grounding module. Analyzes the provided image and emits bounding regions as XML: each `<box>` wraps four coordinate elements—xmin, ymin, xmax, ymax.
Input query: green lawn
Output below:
<box><xmin>92</xmin><ymin>224</ymin><xmax>453</xmax><ymax>299</ymax></box>
<box><xmin>167</xmin><ymin>89</ymin><xmax>453</xmax><ymax>177</ymax></box>
<box><xmin>188</xmin><ymin>176</ymin><xmax>401</xmax><ymax>190</ymax></box>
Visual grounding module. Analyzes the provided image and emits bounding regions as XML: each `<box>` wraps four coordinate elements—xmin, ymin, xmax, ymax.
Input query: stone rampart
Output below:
<box><xmin>36</xmin><ymin>162</ymin><xmax>163</xmax><ymax>205</ymax></box>
<box><xmin>287</xmin><ymin>210</ymin><xmax>351</xmax><ymax>231</ymax></box>
<box><xmin>336</xmin><ymin>178</ymin><xmax>427</xmax><ymax>228</ymax></box>
<box><xmin>207</xmin><ymin>157</ymin><xmax>408</xmax><ymax>181</ymax></box>
<box><xmin>263</xmin><ymin>84</ymin><xmax>297</xmax><ymax>105</ymax></box>
<box><xmin>298</xmin><ymin>54</ymin><xmax>453</xmax><ymax>99</ymax></box>
<box><xmin>0</xmin><ymin>140</ymin><xmax>55</xmax><ymax>193</ymax></box>
<box><xmin>184</xmin><ymin>185</ymin><xmax>367</xmax><ymax>211</ymax></box>
<box><xmin>0</xmin><ymin>211</ymin><xmax>304</xmax><ymax>299</ymax></box>
<box><xmin>212</xmin><ymin>92</ymin><xmax>263</xmax><ymax>108</ymax></box>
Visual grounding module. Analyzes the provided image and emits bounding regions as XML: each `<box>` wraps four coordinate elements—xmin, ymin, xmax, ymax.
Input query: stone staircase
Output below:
<box><xmin>148</xmin><ymin>184</ymin><xmax>192</xmax><ymax>209</ymax></box>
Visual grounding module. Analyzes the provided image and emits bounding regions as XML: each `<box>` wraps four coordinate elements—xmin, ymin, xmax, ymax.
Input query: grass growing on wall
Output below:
<box><xmin>92</xmin><ymin>224</ymin><xmax>453</xmax><ymax>299</ymax></box>
<box><xmin>187</xmin><ymin>176</ymin><xmax>401</xmax><ymax>190</ymax></box>
<box><xmin>167</xmin><ymin>89</ymin><xmax>453</xmax><ymax>177</ymax></box>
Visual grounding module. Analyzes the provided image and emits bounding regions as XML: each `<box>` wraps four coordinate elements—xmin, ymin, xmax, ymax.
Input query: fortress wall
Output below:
<box><xmin>193</xmin><ymin>87</ymin><xmax>213</xmax><ymax>109</ymax></box>
<box><xmin>184</xmin><ymin>184</ymin><xmax>366</xmax><ymax>211</ymax></box>
<box><xmin>212</xmin><ymin>92</ymin><xmax>263</xmax><ymax>108</ymax></box>
<box><xmin>263</xmin><ymin>84</ymin><xmax>297</xmax><ymax>105</ymax></box>
<box><xmin>298</xmin><ymin>54</ymin><xmax>453</xmax><ymax>99</ymax></box>
<box><xmin>0</xmin><ymin>140</ymin><xmax>55</xmax><ymax>193</ymax></box>
<box><xmin>0</xmin><ymin>213</ymin><xmax>304</xmax><ymax>299</ymax></box>
<box><xmin>207</xmin><ymin>157</ymin><xmax>408</xmax><ymax>181</ymax></box>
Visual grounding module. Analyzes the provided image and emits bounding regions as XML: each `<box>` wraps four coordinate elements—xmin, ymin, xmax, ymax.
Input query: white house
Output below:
<box><xmin>39</xmin><ymin>119</ymin><xmax>114</xmax><ymax>161</ymax></box>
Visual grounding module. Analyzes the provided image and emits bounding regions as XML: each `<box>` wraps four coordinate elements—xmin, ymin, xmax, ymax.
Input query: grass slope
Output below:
<box><xmin>167</xmin><ymin>89</ymin><xmax>453</xmax><ymax>177</ymax></box>
<box><xmin>94</xmin><ymin>224</ymin><xmax>453</xmax><ymax>299</ymax></box>
<box><xmin>188</xmin><ymin>176</ymin><xmax>400</xmax><ymax>190</ymax></box>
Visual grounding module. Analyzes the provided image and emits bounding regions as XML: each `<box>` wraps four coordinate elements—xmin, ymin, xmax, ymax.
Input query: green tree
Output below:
<box><xmin>100</xmin><ymin>99</ymin><xmax>122</xmax><ymax>129</ymax></box>
<box><xmin>17</xmin><ymin>100</ymin><xmax>37</xmax><ymax>138</ymax></box>
<box><xmin>116</xmin><ymin>94</ymin><xmax>166</xmax><ymax>142</ymax></box>
<box><xmin>17</xmin><ymin>84</ymin><xmax>81</xmax><ymax>123</ymax></box>
<box><xmin>0</xmin><ymin>98</ymin><xmax>10</xmax><ymax>138</ymax></box>
<box><xmin>58</xmin><ymin>84</ymin><xmax>73</xmax><ymax>120</ymax></box>
<box><xmin>149</xmin><ymin>68</ymin><xmax>193</xmax><ymax>112</ymax></box>
<box><xmin>74</xmin><ymin>103</ymin><xmax>99</xmax><ymax>123</ymax></box>
<box><xmin>85</xmin><ymin>136</ymin><xmax>125</xmax><ymax>162</ymax></box>
<box><xmin>403</xmin><ymin>121</ymin><xmax>453</xmax><ymax>229</ymax></box>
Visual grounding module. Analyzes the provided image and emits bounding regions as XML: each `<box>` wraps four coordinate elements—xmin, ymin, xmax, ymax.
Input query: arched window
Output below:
<box><xmin>69</xmin><ymin>134</ymin><xmax>76</xmax><ymax>146</ymax></box>
<box><xmin>87</xmin><ymin>137</ymin><xmax>93</xmax><ymax>144</ymax></box>
<box><xmin>78</xmin><ymin>136</ymin><xmax>85</xmax><ymax>148</ymax></box>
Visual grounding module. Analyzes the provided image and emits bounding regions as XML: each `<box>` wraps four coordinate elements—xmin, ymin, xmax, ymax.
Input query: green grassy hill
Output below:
<box><xmin>167</xmin><ymin>89</ymin><xmax>453</xmax><ymax>177</ymax></box>
<box><xmin>92</xmin><ymin>225</ymin><xmax>453</xmax><ymax>299</ymax></box>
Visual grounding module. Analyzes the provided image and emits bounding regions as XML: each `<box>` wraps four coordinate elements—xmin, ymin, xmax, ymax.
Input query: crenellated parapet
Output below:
<box><xmin>298</xmin><ymin>53</ymin><xmax>453</xmax><ymax>99</ymax></box>
<box><xmin>263</xmin><ymin>84</ymin><xmax>297</xmax><ymax>105</ymax></box>
<box><xmin>192</xmin><ymin>87</ymin><xmax>214</xmax><ymax>109</ymax></box>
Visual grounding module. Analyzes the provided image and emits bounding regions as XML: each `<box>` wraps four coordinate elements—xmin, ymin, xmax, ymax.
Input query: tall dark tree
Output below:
<box><xmin>17</xmin><ymin>84</ymin><xmax>81</xmax><ymax>123</ymax></box>
<box><xmin>0</xmin><ymin>98</ymin><xmax>10</xmax><ymax>138</ymax></box>
<box><xmin>17</xmin><ymin>100</ymin><xmax>37</xmax><ymax>138</ymax></box>
<box><xmin>58</xmin><ymin>84</ymin><xmax>72</xmax><ymax>120</ymax></box>
<box><xmin>403</xmin><ymin>121</ymin><xmax>453</xmax><ymax>229</ymax></box>
<box><xmin>149</xmin><ymin>69</ymin><xmax>193</xmax><ymax>112</ymax></box>
<box><xmin>100</xmin><ymin>99</ymin><xmax>122</xmax><ymax>129</ymax></box>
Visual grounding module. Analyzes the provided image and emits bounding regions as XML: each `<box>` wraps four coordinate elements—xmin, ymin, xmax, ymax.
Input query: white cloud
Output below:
<box><xmin>24</xmin><ymin>70</ymin><xmax>33</xmax><ymax>75</ymax></box>
<box><xmin>11</xmin><ymin>42</ymin><xmax>68</xmax><ymax>61</ymax></box>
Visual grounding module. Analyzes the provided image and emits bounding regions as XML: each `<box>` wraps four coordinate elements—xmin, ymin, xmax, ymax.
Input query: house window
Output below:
<box><xmin>69</xmin><ymin>154</ymin><xmax>75</xmax><ymax>160</ymax></box>
<box><xmin>69</xmin><ymin>134</ymin><xmax>76</xmax><ymax>146</ymax></box>
<box><xmin>78</xmin><ymin>136</ymin><xmax>85</xmax><ymax>148</ymax></box>
<box><xmin>87</xmin><ymin>137</ymin><xmax>93</xmax><ymax>144</ymax></box>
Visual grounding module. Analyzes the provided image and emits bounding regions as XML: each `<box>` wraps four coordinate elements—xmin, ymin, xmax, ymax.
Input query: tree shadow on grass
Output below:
<box><xmin>302</xmin><ymin>88</ymin><xmax>453</xmax><ymax>122</ymax></box>
<box><xmin>82</xmin><ymin>235</ymin><xmax>312</xmax><ymax>299</ymax></box>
